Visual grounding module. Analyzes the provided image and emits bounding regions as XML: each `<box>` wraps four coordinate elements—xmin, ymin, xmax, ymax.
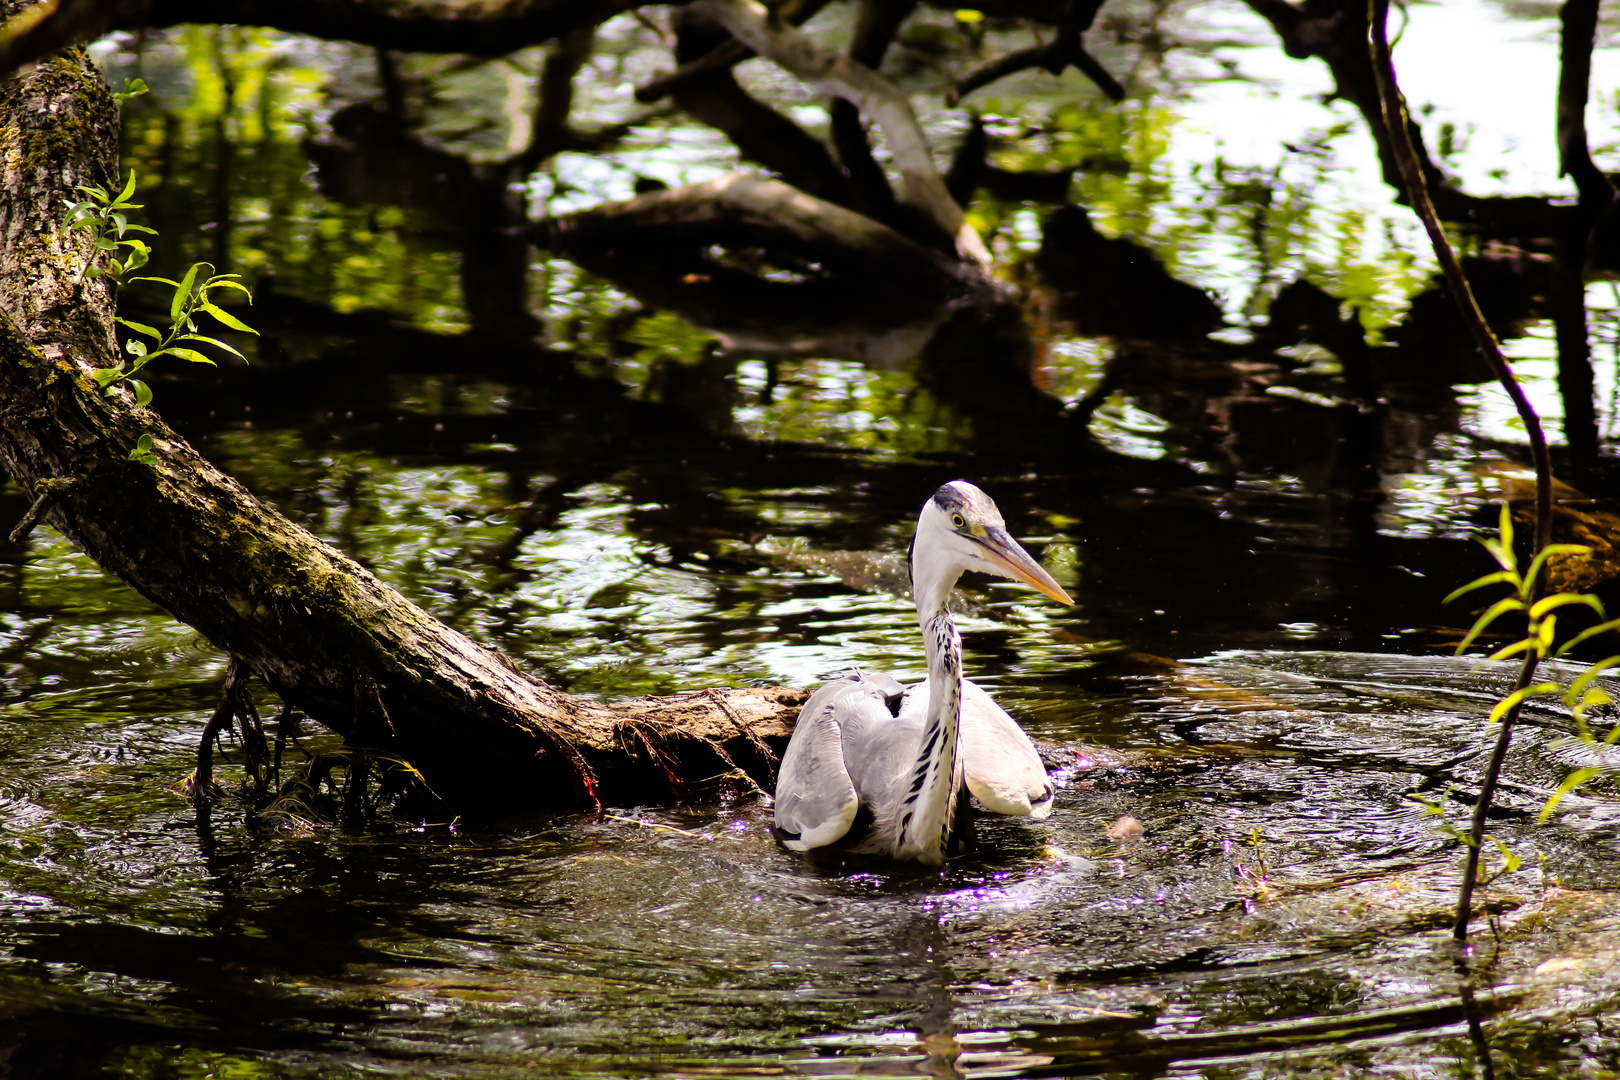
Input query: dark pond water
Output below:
<box><xmin>4</xmin><ymin>1</ymin><xmax>1620</xmax><ymax>1076</ymax></box>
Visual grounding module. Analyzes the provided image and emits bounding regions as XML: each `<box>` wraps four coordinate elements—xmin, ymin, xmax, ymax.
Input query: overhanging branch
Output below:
<box><xmin>694</xmin><ymin>0</ymin><xmax>990</xmax><ymax>267</ymax></box>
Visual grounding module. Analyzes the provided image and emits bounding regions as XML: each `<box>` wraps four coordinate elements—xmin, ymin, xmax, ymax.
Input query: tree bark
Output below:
<box><xmin>0</xmin><ymin>41</ymin><xmax>802</xmax><ymax>819</ymax></box>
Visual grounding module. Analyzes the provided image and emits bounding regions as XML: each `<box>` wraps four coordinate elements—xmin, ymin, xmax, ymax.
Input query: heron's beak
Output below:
<box><xmin>980</xmin><ymin>526</ymin><xmax>1074</xmax><ymax>606</ymax></box>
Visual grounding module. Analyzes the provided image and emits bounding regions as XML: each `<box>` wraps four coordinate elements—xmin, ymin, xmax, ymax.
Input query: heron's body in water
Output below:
<box><xmin>772</xmin><ymin>481</ymin><xmax>1073</xmax><ymax>865</ymax></box>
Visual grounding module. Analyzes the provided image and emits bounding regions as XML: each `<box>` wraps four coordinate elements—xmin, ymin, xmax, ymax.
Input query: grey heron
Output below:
<box><xmin>772</xmin><ymin>481</ymin><xmax>1073</xmax><ymax>865</ymax></box>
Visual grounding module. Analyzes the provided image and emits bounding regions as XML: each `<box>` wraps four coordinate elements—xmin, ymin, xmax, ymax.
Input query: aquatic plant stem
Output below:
<box><xmin>1367</xmin><ymin>0</ymin><xmax>1554</xmax><ymax>944</ymax></box>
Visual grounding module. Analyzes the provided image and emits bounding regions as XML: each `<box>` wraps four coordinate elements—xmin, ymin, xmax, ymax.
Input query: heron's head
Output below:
<box><xmin>909</xmin><ymin>480</ymin><xmax>1073</xmax><ymax>618</ymax></box>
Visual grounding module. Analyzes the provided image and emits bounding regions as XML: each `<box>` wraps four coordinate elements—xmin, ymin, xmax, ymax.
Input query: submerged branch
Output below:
<box><xmin>1368</xmin><ymin>0</ymin><xmax>1552</xmax><ymax>944</ymax></box>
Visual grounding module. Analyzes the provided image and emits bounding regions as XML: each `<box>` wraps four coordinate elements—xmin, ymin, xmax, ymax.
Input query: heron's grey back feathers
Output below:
<box><xmin>771</xmin><ymin>674</ymin><xmax>878</xmax><ymax>851</ymax></box>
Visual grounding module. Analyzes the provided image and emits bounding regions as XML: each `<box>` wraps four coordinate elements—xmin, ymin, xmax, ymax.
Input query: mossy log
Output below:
<box><xmin>0</xmin><ymin>38</ymin><xmax>803</xmax><ymax>818</ymax></box>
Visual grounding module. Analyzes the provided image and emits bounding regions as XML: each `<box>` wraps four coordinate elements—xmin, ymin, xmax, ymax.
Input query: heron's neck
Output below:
<box><xmin>894</xmin><ymin>602</ymin><xmax>963</xmax><ymax>865</ymax></box>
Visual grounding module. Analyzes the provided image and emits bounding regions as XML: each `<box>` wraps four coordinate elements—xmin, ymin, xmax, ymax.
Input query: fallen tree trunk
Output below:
<box><xmin>0</xmin><ymin>39</ymin><xmax>802</xmax><ymax>818</ymax></box>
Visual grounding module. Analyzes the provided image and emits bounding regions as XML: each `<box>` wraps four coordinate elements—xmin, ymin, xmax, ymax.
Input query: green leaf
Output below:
<box><xmin>167</xmin><ymin>347</ymin><xmax>216</xmax><ymax>366</ymax></box>
<box><xmin>110</xmin><ymin>211</ymin><xmax>127</xmax><ymax>237</ymax></box>
<box><xmin>125</xmin><ymin>339</ymin><xmax>147</xmax><ymax>357</ymax></box>
<box><xmin>1574</xmin><ymin>686</ymin><xmax>1611</xmax><ymax>718</ymax></box>
<box><xmin>1537</xmin><ymin>613</ymin><xmax>1558</xmax><ymax>652</ymax></box>
<box><xmin>131</xmin><ymin>379</ymin><xmax>153</xmax><ymax>407</ymax></box>
<box><xmin>1525</xmin><ymin>544</ymin><xmax>1595</xmax><ymax>595</ymax></box>
<box><xmin>120</xmin><ymin>245</ymin><xmax>149</xmax><ymax>274</ymax></box>
<box><xmin>1456</xmin><ymin>596</ymin><xmax>1529</xmax><ymax>654</ymax></box>
<box><xmin>1487</xmin><ymin>834</ymin><xmax>1521</xmax><ymax>875</ymax></box>
<box><xmin>1486</xmin><ymin>638</ymin><xmax>1536</xmax><ymax>663</ymax></box>
<box><xmin>171</xmin><ymin>263</ymin><xmax>202</xmax><ymax>320</ymax></box>
<box><xmin>121</xmin><ymin>223</ymin><xmax>156</xmax><ymax>235</ymax></box>
<box><xmin>1487</xmin><ymin>682</ymin><xmax>1558</xmax><ymax>725</ymax></box>
<box><xmin>114</xmin><ymin>169</ymin><xmax>137</xmax><ymax>205</ymax></box>
<box><xmin>199</xmin><ymin>302</ymin><xmax>258</xmax><ymax>334</ymax></box>
<box><xmin>1443</xmin><ymin>570</ymin><xmax>1517</xmax><ymax>606</ymax></box>
<box><xmin>130</xmin><ymin>275</ymin><xmax>180</xmax><ymax>288</ymax></box>
<box><xmin>126</xmin><ymin>433</ymin><xmax>158</xmax><ymax>465</ymax></box>
<box><xmin>74</xmin><ymin>183</ymin><xmax>109</xmax><ymax>200</ymax></box>
<box><xmin>176</xmin><ymin>334</ymin><xmax>244</xmax><ymax>360</ymax></box>
<box><xmin>1539</xmin><ymin>768</ymin><xmax>1601</xmax><ymax>823</ymax></box>
<box><xmin>1564</xmin><ymin>655</ymin><xmax>1620</xmax><ymax>703</ymax></box>
<box><xmin>113</xmin><ymin>77</ymin><xmax>148</xmax><ymax>104</ymax></box>
<box><xmin>201</xmin><ymin>277</ymin><xmax>252</xmax><ymax>298</ymax></box>
<box><xmin>92</xmin><ymin>368</ymin><xmax>123</xmax><ymax>386</ymax></box>
<box><xmin>115</xmin><ymin>317</ymin><xmax>161</xmax><ymax>339</ymax></box>
<box><xmin>1554</xmin><ymin>617</ymin><xmax>1620</xmax><ymax>657</ymax></box>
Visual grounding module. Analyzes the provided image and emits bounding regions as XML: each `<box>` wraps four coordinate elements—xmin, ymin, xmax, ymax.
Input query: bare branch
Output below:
<box><xmin>0</xmin><ymin>0</ymin><xmax>144</xmax><ymax>80</ymax></box>
<box><xmin>948</xmin><ymin>0</ymin><xmax>1123</xmax><ymax>106</ymax></box>
<box><xmin>635</xmin><ymin>0</ymin><xmax>833</xmax><ymax>103</ymax></box>
<box><xmin>119</xmin><ymin>0</ymin><xmax>640</xmax><ymax>56</ymax></box>
<box><xmin>694</xmin><ymin>0</ymin><xmax>991</xmax><ymax>267</ymax></box>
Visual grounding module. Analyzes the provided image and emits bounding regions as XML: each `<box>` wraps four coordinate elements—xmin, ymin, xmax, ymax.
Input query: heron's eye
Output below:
<box><xmin>951</xmin><ymin>513</ymin><xmax>966</xmax><ymax>529</ymax></box>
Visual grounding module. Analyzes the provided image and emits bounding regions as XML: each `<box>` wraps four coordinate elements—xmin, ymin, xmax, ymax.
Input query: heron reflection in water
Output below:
<box><xmin>773</xmin><ymin>481</ymin><xmax>1073</xmax><ymax>865</ymax></box>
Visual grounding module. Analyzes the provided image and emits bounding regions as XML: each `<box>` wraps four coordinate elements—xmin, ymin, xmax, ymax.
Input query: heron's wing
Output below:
<box><xmin>774</xmin><ymin>674</ymin><xmax>905</xmax><ymax>850</ymax></box>
<box><xmin>901</xmin><ymin>678</ymin><xmax>1055</xmax><ymax>818</ymax></box>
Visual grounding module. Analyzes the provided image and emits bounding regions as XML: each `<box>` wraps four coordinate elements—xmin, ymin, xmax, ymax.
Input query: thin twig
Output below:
<box><xmin>1367</xmin><ymin>0</ymin><xmax>1553</xmax><ymax>943</ymax></box>
<box><xmin>8</xmin><ymin>491</ymin><xmax>52</xmax><ymax>544</ymax></box>
<box><xmin>8</xmin><ymin>476</ymin><xmax>77</xmax><ymax>543</ymax></box>
<box><xmin>634</xmin><ymin>0</ymin><xmax>832</xmax><ymax>102</ymax></box>
<box><xmin>192</xmin><ymin>657</ymin><xmax>251</xmax><ymax>799</ymax></box>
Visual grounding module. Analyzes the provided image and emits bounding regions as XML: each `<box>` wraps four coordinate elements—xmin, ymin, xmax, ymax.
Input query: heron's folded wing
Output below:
<box><xmin>773</xmin><ymin>676</ymin><xmax>891</xmax><ymax>850</ymax></box>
